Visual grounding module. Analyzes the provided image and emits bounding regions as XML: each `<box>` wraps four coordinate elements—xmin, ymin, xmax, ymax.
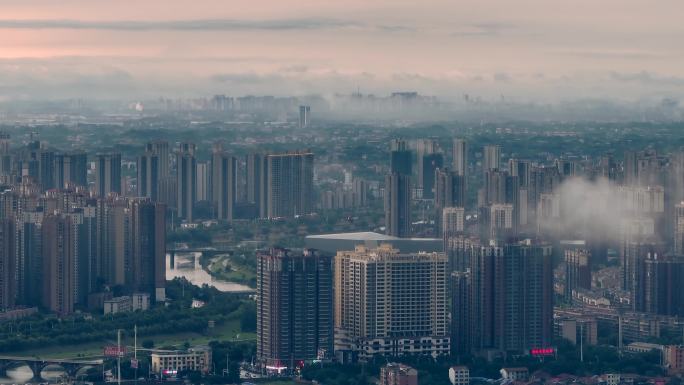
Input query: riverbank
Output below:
<box><xmin>201</xmin><ymin>252</ymin><xmax>257</xmax><ymax>289</ymax></box>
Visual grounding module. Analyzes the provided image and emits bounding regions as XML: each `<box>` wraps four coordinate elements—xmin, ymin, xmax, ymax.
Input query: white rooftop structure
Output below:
<box><xmin>305</xmin><ymin>231</ymin><xmax>442</xmax><ymax>254</ymax></box>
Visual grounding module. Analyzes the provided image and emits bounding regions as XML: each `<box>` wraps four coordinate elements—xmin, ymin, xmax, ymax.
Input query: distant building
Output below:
<box><xmin>334</xmin><ymin>244</ymin><xmax>449</xmax><ymax>362</ymax></box>
<box><xmin>390</xmin><ymin>139</ymin><xmax>412</xmax><ymax>176</ymax></box>
<box><xmin>176</xmin><ymin>143</ymin><xmax>197</xmax><ymax>222</ymax></box>
<box><xmin>449</xmin><ymin>366</ymin><xmax>469</xmax><ymax>385</ymax></box>
<box><xmin>298</xmin><ymin>105</ymin><xmax>310</xmax><ymax>128</ymax></box>
<box><xmin>195</xmin><ymin>161</ymin><xmax>210</xmax><ymax>202</ymax></box>
<box><xmin>452</xmin><ymin>138</ymin><xmax>467</xmax><ymax>177</ymax></box>
<box><xmin>265</xmin><ymin>151</ymin><xmax>314</xmax><ymax>218</ymax></box>
<box><xmin>95</xmin><ymin>153</ymin><xmax>122</xmax><ymax>197</ymax></box>
<box><xmin>151</xmin><ymin>346</ymin><xmax>212</xmax><ymax>374</ymax></box>
<box><xmin>211</xmin><ymin>149</ymin><xmax>237</xmax><ymax>221</ymax></box>
<box><xmin>483</xmin><ymin>145</ymin><xmax>501</xmax><ymax>173</ymax></box>
<box><xmin>379</xmin><ymin>363</ymin><xmax>418</xmax><ymax>385</ymax></box>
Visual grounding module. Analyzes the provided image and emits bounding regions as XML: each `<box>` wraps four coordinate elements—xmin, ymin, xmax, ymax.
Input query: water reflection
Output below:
<box><xmin>0</xmin><ymin>364</ymin><xmax>66</xmax><ymax>384</ymax></box>
<box><xmin>166</xmin><ymin>252</ymin><xmax>253</xmax><ymax>292</ymax></box>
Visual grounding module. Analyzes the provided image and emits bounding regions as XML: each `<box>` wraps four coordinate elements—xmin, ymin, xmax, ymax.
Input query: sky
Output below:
<box><xmin>1</xmin><ymin>0</ymin><xmax>683</xmax><ymax>102</ymax></box>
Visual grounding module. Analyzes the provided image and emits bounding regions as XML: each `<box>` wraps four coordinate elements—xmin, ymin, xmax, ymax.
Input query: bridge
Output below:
<box><xmin>0</xmin><ymin>355</ymin><xmax>103</xmax><ymax>381</ymax></box>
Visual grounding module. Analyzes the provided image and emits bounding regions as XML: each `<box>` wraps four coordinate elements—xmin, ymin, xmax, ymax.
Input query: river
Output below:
<box><xmin>166</xmin><ymin>251</ymin><xmax>254</xmax><ymax>292</ymax></box>
<box><xmin>0</xmin><ymin>252</ymin><xmax>253</xmax><ymax>384</ymax></box>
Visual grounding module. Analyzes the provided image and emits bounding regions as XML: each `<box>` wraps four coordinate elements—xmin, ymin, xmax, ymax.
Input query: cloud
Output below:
<box><xmin>451</xmin><ymin>22</ymin><xmax>516</xmax><ymax>37</ymax></box>
<box><xmin>0</xmin><ymin>18</ymin><xmax>410</xmax><ymax>32</ymax></box>
<box><xmin>610</xmin><ymin>71</ymin><xmax>684</xmax><ymax>86</ymax></box>
<box><xmin>554</xmin><ymin>49</ymin><xmax>665</xmax><ymax>60</ymax></box>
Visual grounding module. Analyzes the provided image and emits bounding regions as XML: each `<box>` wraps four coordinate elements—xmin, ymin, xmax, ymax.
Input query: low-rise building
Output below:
<box><xmin>379</xmin><ymin>363</ymin><xmax>418</xmax><ymax>385</ymax></box>
<box><xmin>131</xmin><ymin>293</ymin><xmax>151</xmax><ymax>311</ymax></box>
<box><xmin>449</xmin><ymin>366</ymin><xmax>469</xmax><ymax>385</ymax></box>
<box><xmin>556</xmin><ymin>317</ymin><xmax>598</xmax><ymax>346</ymax></box>
<box><xmin>104</xmin><ymin>296</ymin><xmax>132</xmax><ymax>314</ymax></box>
<box><xmin>664</xmin><ymin>345</ymin><xmax>684</xmax><ymax>374</ymax></box>
<box><xmin>626</xmin><ymin>342</ymin><xmax>664</xmax><ymax>354</ymax></box>
<box><xmin>151</xmin><ymin>346</ymin><xmax>212</xmax><ymax>374</ymax></box>
<box><xmin>500</xmin><ymin>367</ymin><xmax>529</xmax><ymax>382</ymax></box>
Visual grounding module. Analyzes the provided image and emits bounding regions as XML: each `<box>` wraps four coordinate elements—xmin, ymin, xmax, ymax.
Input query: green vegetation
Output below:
<box><xmin>302</xmin><ymin>340</ymin><xmax>666</xmax><ymax>385</ymax></box>
<box><xmin>206</xmin><ymin>252</ymin><xmax>258</xmax><ymax>288</ymax></box>
<box><xmin>0</xmin><ymin>278</ymin><xmax>256</xmax><ymax>357</ymax></box>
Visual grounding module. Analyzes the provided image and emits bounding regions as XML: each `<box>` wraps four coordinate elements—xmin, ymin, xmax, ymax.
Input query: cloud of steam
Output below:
<box><xmin>542</xmin><ymin>177</ymin><xmax>661</xmax><ymax>244</ymax></box>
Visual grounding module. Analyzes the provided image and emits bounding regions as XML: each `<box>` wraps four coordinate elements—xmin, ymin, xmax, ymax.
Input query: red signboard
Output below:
<box><xmin>530</xmin><ymin>347</ymin><xmax>555</xmax><ymax>356</ymax></box>
<box><xmin>104</xmin><ymin>346</ymin><xmax>126</xmax><ymax>357</ymax></box>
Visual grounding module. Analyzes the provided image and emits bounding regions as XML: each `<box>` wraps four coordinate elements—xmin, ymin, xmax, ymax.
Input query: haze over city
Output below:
<box><xmin>1</xmin><ymin>0</ymin><xmax>684</xmax><ymax>102</ymax></box>
<box><xmin>2</xmin><ymin>2</ymin><xmax>684</xmax><ymax>385</ymax></box>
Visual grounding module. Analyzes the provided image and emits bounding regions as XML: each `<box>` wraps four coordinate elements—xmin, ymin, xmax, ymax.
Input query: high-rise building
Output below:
<box><xmin>95</xmin><ymin>153</ymin><xmax>122</xmax><ymax>197</ymax></box>
<box><xmin>451</xmin><ymin>271</ymin><xmax>471</xmax><ymax>355</ymax></box>
<box><xmin>469</xmin><ymin>241</ymin><xmax>553</xmax><ymax>354</ymax></box>
<box><xmin>483</xmin><ymin>145</ymin><xmax>501</xmax><ymax>173</ymax></box>
<box><xmin>444</xmin><ymin>235</ymin><xmax>479</xmax><ymax>273</ymax></box>
<box><xmin>390</xmin><ymin>139</ymin><xmax>412</xmax><ymax>176</ymax></box>
<box><xmin>196</xmin><ymin>162</ymin><xmax>210</xmax><ymax>202</ymax></box>
<box><xmin>16</xmin><ymin>209</ymin><xmax>44</xmax><ymax>306</ymax></box>
<box><xmin>130</xmin><ymin>199</ymin><xmax>167</xmax><ymax>302</ymax></box>
<box><xmin>211</xmin><ymin>151</ymin><xmax>237</xmax><ymax>221</ymax></box>
<box><xmin>137</xmin><ymin>150</ymin><xmax>161</xmax><ymax>201</ymax></box>
<box><xmin>634</xmin><ymin>254</ymin><xmax>684</xmax><ymax>317</ymax></box>
<box><xmin>442</xmin><ymin>207</ymin><xmax>465</xmax><ymax>238</ymax></box>
<box><xmin>675</xmin><ymin>202</ymin><xmax>684</xmax><ymax>254</ymax></box>
<box><xmin>176</xmin><ymin>144</ymin><xmax>197</xmax><ymax>221</ymax></box>
<box><xmin>564</xmin><ymin>249</ymin><xmax>591</xmax><ymax>301</ymax></box>
<box><xmin>479</xmin><ymin>203</ymin><xmax>515</xmax><ymax>242</ymax></box>
<box><xmin>352</xmin><ymin>178</ymin><xmax>368</xmax><ymax>207</ymax></box>
<box><xmin>146</xmin><ymin>141</ymin><xmax>170</xmax><ymax>178</ymax></box>
<box><xmin>39</xmin><ymin>150</ymin><xmax>56</xmax><ymax>191</ymax></box>
<box><xmin>299</xmin><ymin>105</ymin><xmax>311</xmax><ymax>128</ymax></box>
<box><xmin>42</xmin><ymin>214</ymin><xmax>76</xmax><ymax>316</ymax></box>
<box><xmin>452</xmin><ymin>138</ymin><xmax>467</xmax><ymax>177</ymax></box>
<box><xmin>334</xmin><ymin>245</ymin><xmax>449</xmax><ymax>361</ymax></box>
<box><xmin>624</xmin><ymin>150</ymin><xmax>639</xmax><ymax>186</ymax></box>
<box><xmin>508</xmin><ymin>159</ymin><xmax>531</xmax><ymax>187</ymax></box>
<box><xmin>416</xmin><ymin>139</ymin><xmax>439</xmax><ymax>194</ymax></box>
<box><xmin>138</xmin><ymin>141</ymin><xmax>170</xmax><ymax>202</ymax></box>
<box><xmin>265</xmin><ymin>151</ymin><xmax>314</xmax><ymax>218</ymax></box>
<box><xmin>384</xmin><ymin>172</ymin><xmax>411</xmax><ymax>238</ymax></box>
<box><xmin>435</xmin><ymin>168</ymin><xmax>466</xmax><ymax>230</ymax></box>
<box><xmin>421</xmin><ymin>153</ymin><xmax>443</xmax><ymax>199</ymax></box>
<box><xmin>256</xmin><ymin>248</ymin><xmax>332</xmax><ymax>370</ymax></box>
<box><xmin>55</xmin><ymin>151</ymin><xmax>88</xmax><ymax>189</ymax></box>
<box><xmin>0</xmin><ymin>132</ymin><xmax>11</xmax><ymax>176</ymax></box>
<box><xmin>247</xmin><ymin>153</ymin><xmax>268</xmax><ymax>218</ymax></box>
<box><xmin>0</xmin><ymin>219</ymin><xmax>16</xmax><ymax>310</ymax></box>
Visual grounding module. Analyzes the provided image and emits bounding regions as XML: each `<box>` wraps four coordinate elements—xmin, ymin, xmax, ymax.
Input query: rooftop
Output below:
<box><xmin>306</xmin><ymin>231</ymin><xmax>440</xmax><ymax>242</ymax></box>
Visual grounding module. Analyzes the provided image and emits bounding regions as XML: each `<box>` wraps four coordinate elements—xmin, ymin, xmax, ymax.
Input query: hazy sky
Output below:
<box><xmin>1</xmin><ymin>0</ymin><xmax>683</xmax><ymax>101</ymax></box>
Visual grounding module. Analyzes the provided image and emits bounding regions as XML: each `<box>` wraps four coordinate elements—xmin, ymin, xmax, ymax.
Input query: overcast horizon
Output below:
<box><xmin>2</xmin><ymin>0</ymin><xmax>684</xmax><ymax>103</ymax></box>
